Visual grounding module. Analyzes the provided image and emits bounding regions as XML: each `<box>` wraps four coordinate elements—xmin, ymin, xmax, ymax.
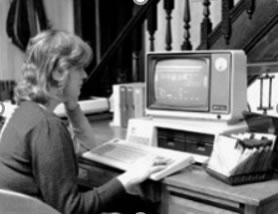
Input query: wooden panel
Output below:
<box><xmin>164</xmin><ymin>165</ymin><xmax>278</xmax><ymax>207</ymax></box>
<box><xmin>258</xmin><ymin>197</ymin><xmax>278</xmax><ymax>214</ymax></box>
<box><xmin>203</xmin><ymin>0</ymin><xmax>278</xmax><ymax>76</ymax></box>
<box><xmin>78</xmin><ymin>160</ymin><xmax>121</xmax><ymax>187</ymax></box>
<box><xmin>167</xmin><ymin>186</ymin><xmax>240</xmax><ymax>209</ymax></box>
<box><xmin>207</xmin><ymin>0</ymin><xmax>278</xmax><ymax>51</ymax></box>
<box><xmin>168</xmin><ymin>195</ymin><xmax>240</xmax><ymax>214</ymax></box>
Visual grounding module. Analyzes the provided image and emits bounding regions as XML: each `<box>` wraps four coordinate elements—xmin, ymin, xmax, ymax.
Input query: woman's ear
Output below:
<box><xmin>52</xmin><ymin>69</ymin><xmax>64</xmax><ymax>82</ymax></box>
<box><xmin>50</xmin><ymin>70</ymin><xmax>67</xmax><ymax>99</ymax></box>
<box><xmin>51</xmin><ymin>69</ymin><xmax>69</xmax><ymax>88</ymax></box>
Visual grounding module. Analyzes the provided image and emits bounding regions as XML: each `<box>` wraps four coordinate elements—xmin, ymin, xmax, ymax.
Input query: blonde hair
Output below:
<box><xmin>15</xmin><ymin>29</ymin><xmax>92</xmax><ymax>105</ymax></box>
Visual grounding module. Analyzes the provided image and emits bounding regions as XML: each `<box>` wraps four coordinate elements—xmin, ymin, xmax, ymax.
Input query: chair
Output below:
<box><xmin>0</xmin><ymin>189</ymin><xmax>61</xmax><ymax>214</ymax></box>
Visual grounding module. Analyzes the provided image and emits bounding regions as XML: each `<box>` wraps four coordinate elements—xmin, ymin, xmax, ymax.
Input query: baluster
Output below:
<box><xmin>222</xmin><ymin>0</ymin><xmax>234</xmax><ymax>45</ymax></box>
<box><xmin>200</xmin><ymin>0</ymin><xmax>212</xmax><ymax>50</ymax></box>
<box><xmin>245</xmin><ymin>0</ymin><xmax>255</xmax><ymax>19</ymax></box>
<box><xmin>132</xmin><ymin>5</ymin><xmax>142</xmax><ymax>82</ymax></box>
<box><xmin>181</xmin><ymin>0</ymin><xmax>192</xmax><ymax>50</ymax></box>
<box><xmin>147</xmin><ymin>3</ymin><xmax>158</xmax><ymax>51</ymax></box>
<box><xmin>258</xmin><ymin>72</ymin><xmax>274</xmax><ymax>115</ymax></box>
<box><xmin>164</xmin><ymin>0</ymin><xmax>174</xmax><ymax>51</ymax></box>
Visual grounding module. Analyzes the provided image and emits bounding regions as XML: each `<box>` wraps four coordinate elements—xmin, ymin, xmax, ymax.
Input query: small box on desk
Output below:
<box><xmin>205</xmin><ymin>112</ymin><xmax>278</xmax><ymax>185</ymax></box>
<box><xmin>205</xmin><ymin>133</ymin><xmax>277</xmax><ymax>185</ymax></box>
<box><xmin>110</xmin><ymin>82</ymin><xmax>145</xmax><ymax>128</ymax></box>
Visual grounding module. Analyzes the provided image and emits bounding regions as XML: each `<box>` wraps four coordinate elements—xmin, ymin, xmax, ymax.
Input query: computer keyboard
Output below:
<box><xmin>82</xmin><ymin>138</ymin><xmax>194</xmax><ymax>180</ymax></box>
<box><xmin>91</xmin><ymin>142</ymin><xmax>148</xmax><ymax>165</ymax></box>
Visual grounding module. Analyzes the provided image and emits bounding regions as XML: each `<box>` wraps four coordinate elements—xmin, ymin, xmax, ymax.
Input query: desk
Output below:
<box><xmin>161</xmin><ymin>166</ymin><xmax>278</xmax><ymax>214</ymax></box>
<box><xmin>79</xmin><ymin>118</ymin><xmax>278</xmax><ymax>214</ymax></box>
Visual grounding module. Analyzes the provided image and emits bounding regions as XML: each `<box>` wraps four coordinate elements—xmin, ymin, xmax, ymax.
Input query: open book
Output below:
<box><xmin>82</xmin><ymin>138</ymin><xmax>194</xmax><ymax>181</ymax></box>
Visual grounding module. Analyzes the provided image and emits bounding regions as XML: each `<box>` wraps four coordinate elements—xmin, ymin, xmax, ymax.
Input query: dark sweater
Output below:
<box><xmin>0</xmin><ymin>101</ymin><xmax>125</xmax><ymax>214</ymax></box>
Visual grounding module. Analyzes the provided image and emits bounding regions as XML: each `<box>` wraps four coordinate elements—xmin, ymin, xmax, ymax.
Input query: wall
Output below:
<box><xmin>0</xmin><ymin>0</ymin><xmax>22</xmax><ymax>81</ymax></box>
<box><xmin>248</xmin><ymin>74</ymin><xmax>278</xmax><ymax>116</ymax></box>
<box><xmin>0</xmin><ymin>0</ymin><xmax>74</xmax><ymax>81</ymax></box>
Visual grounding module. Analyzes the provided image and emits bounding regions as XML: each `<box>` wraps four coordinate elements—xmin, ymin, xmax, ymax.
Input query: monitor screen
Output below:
<box><xmin>154</xmin><ymin>58</ymin><xmax>209</xmax><ymax>111</ymax></box>
<box><xmin>146</xmin><ymin>50</ymin><xmax>247</xmax><ymax>122</ymax></box>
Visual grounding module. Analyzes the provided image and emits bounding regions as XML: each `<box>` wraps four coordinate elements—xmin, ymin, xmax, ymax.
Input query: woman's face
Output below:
<box><xmin>63</xmin><ymin>68</ymin><xmax>87</xmax><ymax>101</ymax></box>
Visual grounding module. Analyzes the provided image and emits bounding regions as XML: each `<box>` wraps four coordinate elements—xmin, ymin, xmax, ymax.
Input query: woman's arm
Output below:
<box><xmin>65</xmin><ymin>103</ymin><xmax>97</xmax><ymax>152</ymax></box>
<box><xmin>30</xmin><ymin>118</ymin><xmax>126</xmax><ymax>214</ymax></box>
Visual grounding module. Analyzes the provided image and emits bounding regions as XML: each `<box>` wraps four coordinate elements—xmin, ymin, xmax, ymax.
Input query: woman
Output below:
<box><xmin>0</xmin><ymin>30</ymin><xmax>167</xmax><ymax>214</ymax></box>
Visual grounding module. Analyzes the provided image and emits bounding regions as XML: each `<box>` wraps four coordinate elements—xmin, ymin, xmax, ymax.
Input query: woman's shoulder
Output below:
<box><xmin>12</xmin><ymin>101</ymin><xmax>65</xmax><ymax>134</ymax></box>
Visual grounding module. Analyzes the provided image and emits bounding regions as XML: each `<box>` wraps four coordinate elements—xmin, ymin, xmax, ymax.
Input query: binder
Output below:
<box><xmin>126</xmin><ymin>87</ymin><xmax>135</xmax><ymax>120</ymax></box>
<box><xmin>110</xmin><ymin>82</ymin><xmax>145</xmax><ymax>127</ymax></box>
<box><xmin>133</xmin><ymin>86</ymin><xmax>145</xmax><ymax>118</ymax></box>
<box><xmin>119</xmin><ymin>86</ymin><xmax>128</xmax><ymax>128</ymax></box>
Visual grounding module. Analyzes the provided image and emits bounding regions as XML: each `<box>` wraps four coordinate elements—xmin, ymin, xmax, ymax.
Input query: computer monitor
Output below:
<box><xmin>145</xmin><ymin>50</ymin><xmax>247</xmax><ymax>122</ymax></box>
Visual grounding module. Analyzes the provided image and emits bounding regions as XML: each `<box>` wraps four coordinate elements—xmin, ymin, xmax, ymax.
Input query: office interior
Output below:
<box><xmin>2</xmin><ymin>0</ymin><xmax>278</xmax><ymax>213</ymax></box>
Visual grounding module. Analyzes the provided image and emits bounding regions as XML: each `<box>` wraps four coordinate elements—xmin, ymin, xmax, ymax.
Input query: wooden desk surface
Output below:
<box><xmin>164</xmin><ymin>165</ymin><xmax>278</xmax><ymax>206</ymax></box>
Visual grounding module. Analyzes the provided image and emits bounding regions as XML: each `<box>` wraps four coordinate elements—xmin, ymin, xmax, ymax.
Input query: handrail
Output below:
<box><xmin>85</xmin><ymin>0</ymin><xmax>159</xmax><ymax>84</ymax></box>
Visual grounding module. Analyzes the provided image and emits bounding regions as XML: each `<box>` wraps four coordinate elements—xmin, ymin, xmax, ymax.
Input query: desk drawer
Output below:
<box><xmin>168</xmin><ymin>195</ymin><xmax>240</xmax><ymax>214</ymax></box>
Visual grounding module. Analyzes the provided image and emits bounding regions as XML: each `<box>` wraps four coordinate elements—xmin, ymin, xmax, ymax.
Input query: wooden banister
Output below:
<box><xmin>147</xmin><ymin>3</ymin><xmax>158</xmax><ymax>51</ymax></box>
<box><xmin>199</xmin><ymin>0</ymin><xmax>212</xmax><ymax>50</ymax></box>
<box><xmin>164</xmin><ymin>0</ymin><xmax>174</xmax><ymax>51</ymax></box>
<box><xmin>181</xmin><ymin>0</ymin><xmax>192</xmax><ymax>50</ymax></box>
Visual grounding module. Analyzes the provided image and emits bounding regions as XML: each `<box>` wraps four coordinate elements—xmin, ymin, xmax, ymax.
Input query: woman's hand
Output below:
<box><xmin>63</xmin><ymin>97</ymin><xmax>79</xmax><ymax>112</ymax></box>
<box><xmin>117</xmin><ymin>156</ymin><xmax>169</xmax><ymax>195</ymax></box>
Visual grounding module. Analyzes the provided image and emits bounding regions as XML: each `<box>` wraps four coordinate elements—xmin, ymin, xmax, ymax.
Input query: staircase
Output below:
<box><xmin>197</xmin><ymin>0</ymin><xmax>278</xmax><ymax>84</ymax></box>
<box><xmin>76</xmin><ymin>0</ymin><xmax>278</xmax><ymax>98</ymax></box>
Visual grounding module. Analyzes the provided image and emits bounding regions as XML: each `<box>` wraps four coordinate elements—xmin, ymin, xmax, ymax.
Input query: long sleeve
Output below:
<box><xmin>30</xmin><ymin>118</ymin><xmax>126</xmax><ymax>214</ymax></box>
<box><xmin>66</xmin><ymin>104</ymin><xmax>97</xmax><ymax>151</ymax></box>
